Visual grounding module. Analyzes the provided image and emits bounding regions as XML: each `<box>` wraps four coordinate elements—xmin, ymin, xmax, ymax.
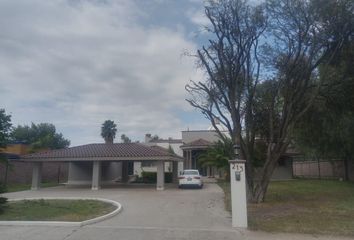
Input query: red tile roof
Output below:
<box><xmin>20</xmin><ymin>143</ymin><xmax>183</xmax><ymax>162</ymax></box>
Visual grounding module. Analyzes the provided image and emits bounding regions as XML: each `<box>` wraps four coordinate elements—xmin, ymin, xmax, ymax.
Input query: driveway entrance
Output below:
<box><xmin>2</xmin><ymin>183</ymin><xmax>233</xmax><ymax>240</ymax></box>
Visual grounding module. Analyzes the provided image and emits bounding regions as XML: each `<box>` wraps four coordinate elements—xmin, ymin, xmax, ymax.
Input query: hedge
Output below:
<box><xmin>141</xmin><ymin>172</ymin><xmax>173</xmax><ymax>183</ymax></box>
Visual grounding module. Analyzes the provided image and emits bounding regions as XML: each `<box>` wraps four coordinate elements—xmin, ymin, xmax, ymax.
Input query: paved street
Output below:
<box><xmin>1</xmin><ymin>183</ymin><xmax>352</xmax><ymax>240</ymax></box>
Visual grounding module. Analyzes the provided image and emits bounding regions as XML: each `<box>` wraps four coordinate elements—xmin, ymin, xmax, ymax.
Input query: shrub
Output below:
<box><xmin>141</xmin><ymin>172</ymin><xmax>173</xmax><ymax>183</ymax></box>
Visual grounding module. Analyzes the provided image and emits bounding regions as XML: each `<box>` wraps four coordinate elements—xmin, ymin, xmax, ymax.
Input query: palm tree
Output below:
<box><xmin>101</xmin><ymin>120</ymin><xmax>117</xmax><ymax>144</ymax></box>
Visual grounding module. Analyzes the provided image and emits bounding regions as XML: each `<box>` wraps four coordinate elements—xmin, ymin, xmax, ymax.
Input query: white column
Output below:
<box><xmin>156</xmin><ymin>161</ymin><xmax>165</xmax><ymax>190</ymax></box>
<box><xmin>31</xmin><ymin>162</ymin><xmax>42</xmax><ymax>190</ymax></box>
<box><xmin>229</xmin><ymin>159</ymin><xmax>248</xmax><ymax>228</ymax></box>
<box><xmin>92</xmin><ymin>161</ymin><xmax>101</xmax><ymax>190</ymax></box>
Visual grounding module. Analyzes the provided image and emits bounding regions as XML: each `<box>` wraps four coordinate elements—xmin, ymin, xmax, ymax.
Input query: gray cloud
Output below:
<box><xmin>0</xmin><ymin>0</ymin><xmax>206</xmax><ymax>145</ymax></box>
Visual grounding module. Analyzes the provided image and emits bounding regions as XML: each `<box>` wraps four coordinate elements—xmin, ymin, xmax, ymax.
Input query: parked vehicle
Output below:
<box><xmin>178</xmin><ymin>169</ymin><xmax>203</xmax><ymax>189</ymax></box>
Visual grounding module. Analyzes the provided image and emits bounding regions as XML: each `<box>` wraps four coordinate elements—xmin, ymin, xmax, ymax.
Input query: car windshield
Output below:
<box><xmin>183</xmin><ymin>170</ymin><xmax>199</xmax><ymax>175</ymax></box>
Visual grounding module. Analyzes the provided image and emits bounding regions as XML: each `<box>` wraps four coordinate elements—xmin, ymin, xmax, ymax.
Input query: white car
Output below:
<box><xmin>178</xmin><ymin>169</ymin><xmax>203</xmax><ymax>189</ymax></box>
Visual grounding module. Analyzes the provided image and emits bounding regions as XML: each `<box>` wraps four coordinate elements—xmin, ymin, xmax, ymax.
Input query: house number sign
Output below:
<box><xmin>231</xmin><ymin>163</ymin><xmax>244</xmax><ymax>172</ymax></box>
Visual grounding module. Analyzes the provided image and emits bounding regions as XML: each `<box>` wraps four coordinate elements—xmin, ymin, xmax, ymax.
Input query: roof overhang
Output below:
<box><xmin>18</xmin><ymin>156</ymin><xmax>184</xmax><ymax>162</ymax></box>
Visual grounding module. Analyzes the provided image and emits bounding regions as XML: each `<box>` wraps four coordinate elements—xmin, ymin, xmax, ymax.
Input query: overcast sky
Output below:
<box><xmin>0</xmin><ymin>0</ymin><xmax>215</xmax><ymax>146</ymax></box>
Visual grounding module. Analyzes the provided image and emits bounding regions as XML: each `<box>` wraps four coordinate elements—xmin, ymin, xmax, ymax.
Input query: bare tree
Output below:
<box><xmin>186</xmin><ymin>0</ymin><xmax>352</xmax><ymax>203</ymax></box>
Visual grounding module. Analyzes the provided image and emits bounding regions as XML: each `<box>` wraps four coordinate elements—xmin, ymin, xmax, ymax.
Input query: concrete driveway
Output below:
<box><xmin>1</xmin><ymin>184</ymin><xmax>352</xmax><ymax>240</ymax></box>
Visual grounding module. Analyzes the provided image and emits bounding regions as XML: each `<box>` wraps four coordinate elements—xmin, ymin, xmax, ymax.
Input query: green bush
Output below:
<box><xmin>0</xmin><ymin>183</ymin><xmax>8</xmax><ymax>214</ymax></box>
<box><xmin>141</xmin><ymin>172</ymin><xmax>173</xmax><ymax>183</ymax></box>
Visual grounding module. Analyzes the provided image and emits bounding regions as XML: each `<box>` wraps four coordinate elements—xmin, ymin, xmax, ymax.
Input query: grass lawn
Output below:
<box><xmin>218</xmin><ymin>179</ymin><xmax>354</xmax><ymax>236</ymax></box>
<box><xmin>0</xmin><ymin>199</ymin><xmax>116</xmax><ymax>221</ymax></box>
<box><xmin>6</xmin><ymin>182</ymin><xmax>61</xmax><ymax>193</ymax></box>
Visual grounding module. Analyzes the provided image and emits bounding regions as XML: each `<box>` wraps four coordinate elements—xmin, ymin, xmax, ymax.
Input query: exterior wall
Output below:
<box><xmin>67</xmin><ymin>160</ymin><xmax>182</xmax><ymax>184</ymax></box>
<box><xmin>178</xmin><ymin>161</ymin><xmax>184</xmax><ymax>175</ymax></box>
<box><xmin>134</xmin><ymin>162</ymin><xmax>142</xmax><ymax>176</ymax></box>
<box><xmin>134</xmin><ymin>161</ymin><xmax>172</xmax><ymax>177</ymax></box>
<box><xmin>271</xmin><ymin>158</ymin><xmax>293</xmax><ymax>180</ymax></box>
<box><xmin>136</xmin><ymin>138</ymin><xmax>184</xmax><ymax>177</ymax></box>
<box><xmin>151</xmin><ymin>142</ymin><xmax>183</xmax><ymax>156</ymax></box>
<box><xmin>271</xmin><ymin>166</ymin><xmax>293</xmax><ymax>180</ymax></box>
<box><xmin>181</xmin><ymin>130</ymin><xmax>227</xmax><ymax>144</ymax></box>
<box><xmin>0</xmin><ymin>160</ymin><xmax>68</xmax><ymax>184</ymax></box>
<box><xmin>67</xmin><ymin>161</ymin><xmax>93</xmax><ymax>185</ymax></box>
<box><xmin>101</xmin><ymin>162</ymin><xmax>122</xmax><ymax>182</ymax></box>
<box><xmin>42</xmin><ymin>162</ymin><xmax>68</xmax><ymax>183</ymax></box>
<box><xmin>245</xmin><ymin>158</ymin><xmax>294</xmax><ymax>181</ymax></box>
<box><xmin>67</xmin><ymin>161</ymin><xmax>124</xmax><ymax>185</ymax></box>
<box><xmin>293</xmin><ymin>160</ymin><xmax>346</xmax><ymax>179</ymax></box>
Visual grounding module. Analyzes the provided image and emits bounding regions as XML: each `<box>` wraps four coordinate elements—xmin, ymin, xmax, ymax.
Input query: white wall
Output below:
<box><xmin>134</xmin><ymin>161</ymin><xmax>173</xmax><ymax>177</ymax></box>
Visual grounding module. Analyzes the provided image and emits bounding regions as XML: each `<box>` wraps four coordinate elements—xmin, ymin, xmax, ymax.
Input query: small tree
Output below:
<box><xmin>198</xmin><ymin>139</ymin><xmax>234</xmax><ymax>179</ymax></box>
<box><xmin>101</xmin><ymin>120</ymin><xmax>117</xmax><ymax>144</ymax></box>
<box><xmin>0</xmin><ymin>109</ymin><xmax>12</xmax><ymax>150</ymax></box>
<box><xmin>120</xmin><ymin>134</ymin><xmax>132</xmax><ymax>143</ymax></box>
<box><xmin>11</xmin><ymin>123</ymin><xmax>70</xmax><ymax>150</ymax></box>
<box><xmin>168</xmin><ymin>145</ymin><xmax>175</xmax><ymax>154</ymax></box>
<box><xmin>0</xmin><ymin>109</ymin><xmax>11</xmax><ymax>213</ymax></box>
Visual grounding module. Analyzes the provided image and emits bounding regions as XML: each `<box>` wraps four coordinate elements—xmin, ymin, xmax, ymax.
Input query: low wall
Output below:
<box><xmin>293</xmin><ymin>160</ymin><xmax>345</xmax><ymax>179</ymax></box>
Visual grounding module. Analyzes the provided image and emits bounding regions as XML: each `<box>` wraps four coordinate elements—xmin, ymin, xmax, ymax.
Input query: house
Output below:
<box><xmin>136</xmin><ymin>121</ymin><xmax>229</xmax><ymax>178</ymax></box>
<box><xmin>180</xmin><ymin>131</ymin><xmax>225</xmax><ymax>177</ymax></box>
<box><xmin>18</xmin><ymin>143</ymin><xmax>183</xmax><ymax>190</ymax></box>
<box><xmin>14</xmin><ymin>120</ymin><xmax>297</xmax><ymax>191</ymax></box>
<box><xmin>136</xmin><ymin>127</ymin><xmax>227</xmax><ymax>178</ymax></box>
<box><xmin>179</xmin><ymin>120</ymin><xmax>229</xmax><ymax>177</ymax></box>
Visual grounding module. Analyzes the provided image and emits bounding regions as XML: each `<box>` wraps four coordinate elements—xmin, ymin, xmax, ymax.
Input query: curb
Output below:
<box><xmin>0</xmin><ymin>197</ymin><xmax>122</xmax><ymax>227</ymax></box>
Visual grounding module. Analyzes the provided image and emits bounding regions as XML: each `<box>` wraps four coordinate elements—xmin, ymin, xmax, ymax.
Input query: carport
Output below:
<box><xmin>19</xmin><ymin>143</ymin><xmax>183</xmax><ymax>191</ymax></box>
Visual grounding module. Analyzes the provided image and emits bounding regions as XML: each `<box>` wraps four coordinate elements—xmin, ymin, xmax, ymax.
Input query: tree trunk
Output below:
<box><xmin>250</xmin><ymin>152</ymin><xmax>281</xmax><ymax>203</ymax></box>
